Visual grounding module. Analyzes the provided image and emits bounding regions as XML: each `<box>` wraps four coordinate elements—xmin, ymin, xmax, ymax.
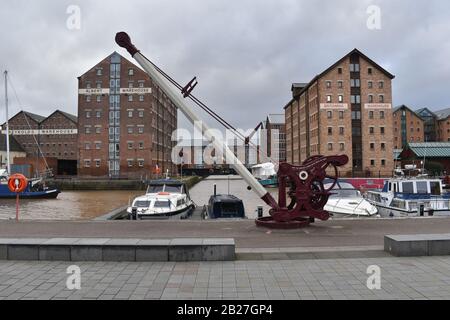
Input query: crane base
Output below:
<box><xmin>255</xmin><ymin>217</ymin><xmax>311</xmax><ymax>229</ymax></box>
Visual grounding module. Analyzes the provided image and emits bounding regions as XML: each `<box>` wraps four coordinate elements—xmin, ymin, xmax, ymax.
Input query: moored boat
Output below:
<box><xmin>324</xmin><ymin>181</ymin><xmax>378</xmax><ymax>217</ymax></box>
<box><xmin>1</xmin><ymin>168</ymin><xmax>60</xmax><ymax>200</ymax></box>
<box><xmin>127</xmin><ymin>179</ymin><xmax>195</xmax><ymax>220</ymax></box>
<box><xmin>366</xmin><ymin>178</ymin><xmax>450</xmax><ymax>217</ymax></box>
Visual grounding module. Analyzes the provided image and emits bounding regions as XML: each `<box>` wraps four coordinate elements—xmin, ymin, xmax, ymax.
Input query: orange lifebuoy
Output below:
<box><xmin>8</xmin><ymin>174</ymin><xmax>28</xmax><ymax>193</ymax></box>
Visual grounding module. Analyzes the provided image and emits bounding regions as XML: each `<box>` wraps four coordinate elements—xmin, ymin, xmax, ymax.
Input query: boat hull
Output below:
<box><xmin>0</xmin><ymin>186</ymin><xmax>60</xmax><ymax>199</ymax></box>
<box><xmin>372</xmin><ymin>203</ymin><xmax>450</xmax><ymax>218</ymax></box>
<box><xmin>134</xmin><ymin>204</ymin><xmax>195</xmax><ymax>220</ymax></box>
<box><xmin>259</xmin><ymin>178</ymin><xmax>278</xmax><ymax>188</ymax></box>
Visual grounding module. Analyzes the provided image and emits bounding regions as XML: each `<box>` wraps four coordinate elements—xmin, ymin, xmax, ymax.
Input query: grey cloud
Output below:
<box><xmin>1</xmin><ymin>0</ymin><xmax>449</xmax><ymax>132</ymax></box>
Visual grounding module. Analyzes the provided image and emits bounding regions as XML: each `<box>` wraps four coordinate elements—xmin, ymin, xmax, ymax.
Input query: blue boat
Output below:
<box><xmin>259</xmin><ymin>177</ymin><xmax>278</xmax><ymax>187</ymax></box>
<box><xmin>0</xmin><ymin>170</ymin><xmax>60</xmax><ymax>199</ymax></box>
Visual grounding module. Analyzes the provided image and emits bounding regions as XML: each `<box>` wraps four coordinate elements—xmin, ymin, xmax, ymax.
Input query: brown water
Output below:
<box><xmin>0</xmin><ymin>176</ymin><xmax>277</xmax><ymax>221</ymax></box>
<box><xmin>0</xmin><ymin>191</ymin><xmax>142</xmax><ymax>221</ymax></box>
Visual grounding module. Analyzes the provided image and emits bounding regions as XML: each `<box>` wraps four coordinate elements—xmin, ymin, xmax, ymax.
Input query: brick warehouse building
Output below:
<box><xmin>263</xmin><ymin>114</ymin><xmax>287</xmax><ymax>163</ymax></box>
<box><xmin>285</xmin><ymin>49</ymin><xmax>395</xmax><ymax>177</ymax></box>
<box><xmin>393</xmin><ymin>105</ymin><xmax>425</xmax><ymax>149</ymax></box>
<box><xmin>77</xmin><ymin>52</ymin><xmax>177</xmax><ymax>178</ymax></box>
<box><xmin>1</xmin><ymin>110</ymin><xmax>78</xmax><ymax>176</ymax></box>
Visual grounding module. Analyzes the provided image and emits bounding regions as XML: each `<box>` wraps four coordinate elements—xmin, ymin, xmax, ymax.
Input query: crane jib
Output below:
<box><xmin>115</xmin><ymin>32</ymin><xmax>349</xmax><ymax>229</ymax></box>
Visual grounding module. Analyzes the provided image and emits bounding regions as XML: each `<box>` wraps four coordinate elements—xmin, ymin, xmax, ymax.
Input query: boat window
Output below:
<box><xmin>367</xmin><ymin>193</ymin><xmax>381</xmax><ymax>202</ymax></box>
<box><xmin>409</xmin><ymin>202</ymin><xmax>417</xmax><ymax>210</ymax></box>
<box><xmin>416</xmin><ymin>181</ymin><xmax>428</xmax><ymax>194</ymax></box>
<box><xmin>402</xmin><ymin>182</ymin><xmax>414</xmax><ymax>194</ymax></box>
<box><xmin>154</xmin><ymin>200</ymin><xmax>171</xmax><ymax>208</ymax></box>
<box><xmin>329</xmin><ymin>190</ymin><xmax>360</xmax><ymax>198</ymax></box>
<box><xmin>164</xmin><ymin>185</ymin><xmax>182</xmax><ymax>193</ymax></box>
<box><xmin>177</xmin><ymin>199</ymin><xmax>186</xmax><ymax>207</ymax></box>
<box><xmin>217</xmin><ymin>203</ymin><xmax>242</xmax><ymax>217</ymax></box>
<box><xmin>134</xmin><ymin>200</ymin><xmax>151</xmax><ymax>208</ymax></box>
<box><xmin>430</xmin><ymin>182</ymin><xmax>441</xmax><ymax>195</ymax></box>
<box><xmin>147</xmin><ymin>185</ymin><xmax>164</xmax><ymax>193</ymax></box>
<box><xmin>391</xmin><ymin>199</ymin><xmax>406</xmax><ymax>209</ymax></box>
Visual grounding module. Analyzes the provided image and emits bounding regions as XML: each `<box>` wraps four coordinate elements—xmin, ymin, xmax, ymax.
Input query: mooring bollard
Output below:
<box><xmin>257</xmin><ymin>206</ymin><xmax>264</xmax><ymax>219</ymax></box>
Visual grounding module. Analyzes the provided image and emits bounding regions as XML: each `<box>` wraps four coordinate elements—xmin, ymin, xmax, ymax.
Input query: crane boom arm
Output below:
<box><xmin>115</xmin><ymin>32</ymin><xmax>278</xmax><ymax>208</ymax></box>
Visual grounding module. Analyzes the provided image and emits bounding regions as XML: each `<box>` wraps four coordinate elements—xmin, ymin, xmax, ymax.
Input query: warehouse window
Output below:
<box><xmin>84</xmin><ymin>160</ymin><xmax>91</xmax><ymax>168</ymax></box>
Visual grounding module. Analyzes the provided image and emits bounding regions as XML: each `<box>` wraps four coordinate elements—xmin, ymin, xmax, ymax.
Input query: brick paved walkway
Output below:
<box><xmin>1</xmin><ymin>256</ymin><xmax>450</xmax><ymax>300</ymax></box>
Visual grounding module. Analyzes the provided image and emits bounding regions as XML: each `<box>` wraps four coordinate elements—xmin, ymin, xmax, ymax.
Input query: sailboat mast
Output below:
<box><xmin>4</xmin><ymin>70</ymin><xmax>11</xmax><ymax>175</ymax></box>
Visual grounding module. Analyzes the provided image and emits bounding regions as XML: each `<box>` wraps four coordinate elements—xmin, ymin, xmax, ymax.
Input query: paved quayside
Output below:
<box><xmin>1</xmin><ymin>256</ymin><xmax>450</xmax><ymax>300</ymax></box>
<box><xmin>2</xmin><ymin>218</ymin><xmax>450</xmax><ymax>248</ymax></box>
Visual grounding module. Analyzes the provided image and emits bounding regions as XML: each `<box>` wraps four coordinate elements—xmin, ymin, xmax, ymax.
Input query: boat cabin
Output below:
<box><xmin>382</xmin><ymin>179</ymin><xmax>443</xmax><ymax>195</ymax></box>
<box><xmin>207</xmin><ymin>195</ymin><xmax>245</xmax><ymax>219</ymax></box>
<box><xmin>144</xmin><ymin>179</ymin><xmax>190</xmax><ymax>196</ymax></box>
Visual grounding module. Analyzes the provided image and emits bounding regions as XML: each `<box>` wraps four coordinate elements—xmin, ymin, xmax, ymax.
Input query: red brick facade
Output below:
<box><xmin>77</xmin><ymin>52</ymin><xmax>177</xmax><ymax>178</ymax></box>
<box><xmin>285</xmin><ymin>49</ymin><xmax>395</xmax><ymax>177</ymax></box>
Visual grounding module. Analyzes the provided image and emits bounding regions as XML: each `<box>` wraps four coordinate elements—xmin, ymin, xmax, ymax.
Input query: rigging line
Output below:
<box><xmin>140</xmin><ymin>53</ymin><xmax>278</xmax><ymax>165</ymax></box>
<box><xmin>141</xmin><ymin>53</ymin><xmax>265</xmax><ymax>154</ymax></box>
<box><xmin>140</xmin><ymin>53</ymin><xmax>245</xmax><ymax>138</ymax></box>
<box><xmin>6</xmin><ymin>73</ymin><xmax>51</xmax><ymax>174</ymax></box>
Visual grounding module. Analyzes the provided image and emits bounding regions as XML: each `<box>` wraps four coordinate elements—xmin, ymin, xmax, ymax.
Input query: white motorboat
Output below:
<box><xmin>127</xmin><ymin>179</ymin><xmax>195</xmax><ymax>220</ymax></box>
<box><xmin>366</xmin><ymin>178</ymin><xmax>450</xmax><ymax>217</ymax></box>
<box><xmin>324</xmin><ymin>181</ymin><xmax>378</xmax><ymax>217</ymax></box>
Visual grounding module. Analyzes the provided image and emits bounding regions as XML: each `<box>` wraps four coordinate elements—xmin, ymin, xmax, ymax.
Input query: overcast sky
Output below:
<box><xmin>1</xmin><ymin>0</ymin><xmax>449</xmax><ymax>131</ymax></box>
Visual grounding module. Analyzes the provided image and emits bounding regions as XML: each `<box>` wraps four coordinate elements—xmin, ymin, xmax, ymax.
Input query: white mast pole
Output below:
<box><xmin>4</xmin><ymin>71</ymin><xmax>11</xmax><ymax>175</ymax></box>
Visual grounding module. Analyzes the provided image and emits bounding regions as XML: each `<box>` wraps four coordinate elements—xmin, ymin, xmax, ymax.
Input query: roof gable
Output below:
<box><xmin>41</xmin><ymin>110</ymin><xmax>78</xmax><ymax>125</ymax></box>
<box><xmin>285</xmin><ymin>48</ymin><xmax>394</xmax><ymax>109</ymax></box>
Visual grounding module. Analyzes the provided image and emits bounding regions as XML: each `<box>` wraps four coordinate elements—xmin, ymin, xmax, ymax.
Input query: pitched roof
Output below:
<box><xmin>404</xmin><ymin>142</ymin><xmax>450</xmax><ymax>158</ymax></box>
<box><xmin>0</xmin><ymin>134</ymin><xmax>25</xmax><ymax>152</ymax></box>
<box><xmin>267</xmin><ymin>114</ymin><xmax>285</xmax><ymax>124</ymax></box>
<box><xmin>393</xmin><ymin>105</ymin><xmax>425</xmax><ymax>120</ymax></box>
<box><xmin>434</xmin><ymin>108</ymin><xmax>450</xmax><ymax>120</ymax></box>
<box><xmin>42</xmin><ymin>110</ymin><xmax>78</xmax><ymax>124</ymax></box>
<box><xmin>22</xmin><ymin>111</ymin><xmax>46</xmax><ymax>123</ymax></box>
<box><xmin>285</xmin><ymin>48</ymin><xmax>395</xmax><ymax>109</ymax></box>
<box><xmin>415</xmin><ymin>107</ymin><xmax>437</xmax><ymax>119</ymax></box>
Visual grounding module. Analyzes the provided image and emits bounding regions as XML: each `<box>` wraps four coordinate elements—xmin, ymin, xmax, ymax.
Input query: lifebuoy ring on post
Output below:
<box><xmin>8</xmin><ymin>174</ymin><xmax>28</xmax><ymax>193</ymax></box>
